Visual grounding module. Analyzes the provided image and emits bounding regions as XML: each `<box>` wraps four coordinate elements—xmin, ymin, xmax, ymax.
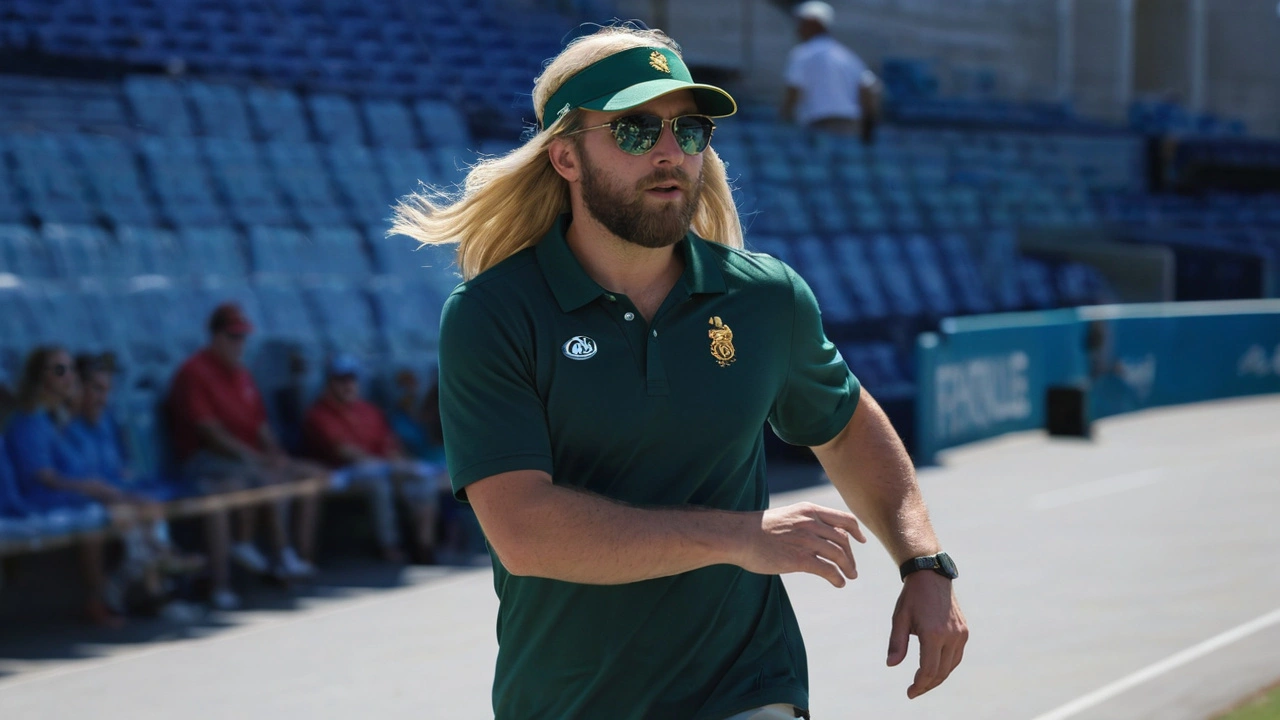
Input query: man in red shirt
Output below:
<box><xmin>303</xmin><ymin>355</ymin><xmax>443</xmax><ymax>563</ymax></box>
<box><xmin>168</xmin><ymin>303</ymin><xmax>326</xmax><ymax>605</ymax></box>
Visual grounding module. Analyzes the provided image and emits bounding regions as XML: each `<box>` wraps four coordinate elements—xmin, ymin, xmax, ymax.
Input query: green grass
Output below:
<box><xmin>1218</xmin><ymin>682</ymin><xmax>1280</xmax><ymax>720</ymax></box>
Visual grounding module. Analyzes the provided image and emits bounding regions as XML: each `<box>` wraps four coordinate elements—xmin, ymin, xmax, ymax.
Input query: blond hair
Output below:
<box><xmin>389</xmin><ymin>25</ymin><xmax>744</xmax><ymax>281</ymax></box>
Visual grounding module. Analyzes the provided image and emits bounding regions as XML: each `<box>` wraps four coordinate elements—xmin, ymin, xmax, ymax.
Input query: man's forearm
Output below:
<box><xmin>814</xmin><ymin>392</ymin><xmax>941</xmax><ymax>564</ymax></box>
<box><xmin>477</xmin><ymin>473</ymin><xmax>748</xmax><ymax>584</ymax></box>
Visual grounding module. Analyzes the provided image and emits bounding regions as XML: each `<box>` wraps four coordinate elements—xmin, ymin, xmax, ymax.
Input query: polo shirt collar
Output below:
<box><xmin>535</xmin><ymin>215</ymin><xmax>727</xmax><ymax>313</ymax></box>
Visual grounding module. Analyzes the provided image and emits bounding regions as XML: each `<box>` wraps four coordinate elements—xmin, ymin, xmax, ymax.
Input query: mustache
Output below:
<box><xmin>636</xmin><ymin>169</ymin><xmax>693</xmax><ymax>191</ymax></box>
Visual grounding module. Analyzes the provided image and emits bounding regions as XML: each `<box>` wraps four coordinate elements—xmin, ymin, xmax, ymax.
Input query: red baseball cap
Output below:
<box><xmin>208</xmin><ymin>302</ymin><xmax>254</xmax><ymax>336</ymax></box>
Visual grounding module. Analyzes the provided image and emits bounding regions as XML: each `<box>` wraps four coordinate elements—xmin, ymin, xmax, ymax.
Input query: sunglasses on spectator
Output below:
<box><xmin>223</xmin><ymin>332</ymin><xmax>247</xmax><ymax>341</ymax></box>
<box><xmin>564</xmin><ymin>113</ymin><xmax>716</xmax><ymax>156</ymax></box>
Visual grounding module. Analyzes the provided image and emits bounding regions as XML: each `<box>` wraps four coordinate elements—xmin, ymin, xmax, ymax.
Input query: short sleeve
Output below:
<box><xmin>767</xmin><ymin>265</ymin><xmax>861</xmax><ymax>446</ymax></box>
<box><xmin>784</xmin><ymin>47</ymin><xmax>805</xmax><ymax>88</ymax></box>
<box><xmin>6</xmin><ymin>415</ymin><xmax>55</xmax><ymax>487</ymax></box>
<box><xmin>438</xmin><ymin>291</ymin><xmax>554</xmax><ymax>500</ymax></box>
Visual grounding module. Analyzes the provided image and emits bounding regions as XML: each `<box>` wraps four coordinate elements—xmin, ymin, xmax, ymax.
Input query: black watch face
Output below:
<box><xmin>936</xmin><ymin>553</ymin><xmax>958</xmax><ymax>579</ymax></box>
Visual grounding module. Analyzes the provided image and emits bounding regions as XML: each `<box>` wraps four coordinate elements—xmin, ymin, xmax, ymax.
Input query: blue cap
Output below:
<box><xmin>327</xmin><ymin>354</ymin><xmax>361</xmax><ymax>379</ymax></box>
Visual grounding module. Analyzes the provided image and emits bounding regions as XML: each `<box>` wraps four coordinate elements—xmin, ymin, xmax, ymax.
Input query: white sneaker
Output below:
<box><xmin>231</xmin><ymin>543</ymin><xmax>270</xmax><ymax>575</ymax></box>
<box><xmin>210</xmin><ymin>589</ymin><xmax>241</xmax><ymax>611</ymax></box>
<box><xmin>275</xmin><ymin>547</ymin><xmax>315</xmax><ymax>579</ymax></box>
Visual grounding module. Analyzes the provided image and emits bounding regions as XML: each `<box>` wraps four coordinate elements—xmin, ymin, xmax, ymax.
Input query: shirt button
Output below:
<box><xmin>606</xmin><ymin>294</ymin><xmax>617</xmax><ymax>302</ymax></box>
<box><xmin>624</xmin><ymin>312</ymin><xmax>635</xmax><ymax>321</ymax></box>
<box><xmin>652</xmin><ymin>330</ymin><xmax>658</xmax><ymax>337</ymax></box>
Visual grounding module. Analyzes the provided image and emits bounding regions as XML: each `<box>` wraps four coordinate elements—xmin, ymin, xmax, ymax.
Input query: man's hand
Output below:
<box><xmin>738</xmin><ymin>502</ymin><xmax>867</xmax><ymax>588</ymax></box>
<box><xmin>887</xmin><ymin>572</ymin><xmax>968</xmax><ymax>698</ymax></box>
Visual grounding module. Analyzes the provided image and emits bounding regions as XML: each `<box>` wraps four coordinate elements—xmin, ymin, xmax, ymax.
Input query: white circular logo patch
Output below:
<box><xmin>562</xmin><ymin>336</ymin><xmax>597</xmax><ymax>360</ymax></box>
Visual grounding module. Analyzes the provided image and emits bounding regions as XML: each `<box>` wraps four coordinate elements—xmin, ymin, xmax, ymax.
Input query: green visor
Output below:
<box><xmin>540</xmin><ymin>46</ymin><xmax>737</xmax><ymax>130</ymax></box>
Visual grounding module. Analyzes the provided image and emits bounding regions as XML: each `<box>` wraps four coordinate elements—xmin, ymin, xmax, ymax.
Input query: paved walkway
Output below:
<box><xmin>1</xmin><ymin>396</ymin><xmax>1278</xmax><ymax>719</ymax></box>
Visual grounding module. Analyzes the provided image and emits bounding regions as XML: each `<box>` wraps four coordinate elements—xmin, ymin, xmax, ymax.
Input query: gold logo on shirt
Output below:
<box><xmin>649</xmin><ymin>51</ymin><xmax>671</xmax><ymax>74</ymax></box>
<box><xmin>708</xmin><ymin>317</ymin><xmax>736</xmax><ymax>367</ymax></box>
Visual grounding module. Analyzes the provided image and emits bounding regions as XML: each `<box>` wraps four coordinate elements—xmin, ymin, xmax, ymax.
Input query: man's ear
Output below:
<box><xmin>548</xmin><ymin>137</ymin><xmax>581</xmax><ymax>183</ymax></box>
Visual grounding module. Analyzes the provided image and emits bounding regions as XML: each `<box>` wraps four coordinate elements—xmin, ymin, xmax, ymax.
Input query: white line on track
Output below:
<box><xmin>1030</xmin><ymin>468</ymin><xmax>1166</xmax><ymax>510</ymax></box>
<box><xmin>1028</xmin><ymin>607</ymin><xmax>1280</xmax><ymax>720</ymax></box>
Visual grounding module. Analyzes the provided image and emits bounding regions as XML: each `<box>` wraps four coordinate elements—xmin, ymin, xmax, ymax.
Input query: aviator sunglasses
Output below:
<box><xmin>565</xmin><ymin>113</ymin><xmax>716</xmax><ymax>156</ymax></box>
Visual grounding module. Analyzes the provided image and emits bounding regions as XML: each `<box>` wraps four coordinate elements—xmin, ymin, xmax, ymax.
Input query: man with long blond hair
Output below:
<box><xmin>392</xmin><ymin>24</ymin><xmax>967</xmax><ymax>720</ymax></box>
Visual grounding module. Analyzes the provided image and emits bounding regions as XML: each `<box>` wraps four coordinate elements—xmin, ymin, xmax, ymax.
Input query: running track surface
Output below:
<box><xmin>1</xmin><ymin>395</ymin><xmax>1277</xmax><ymax>720</ymax></box>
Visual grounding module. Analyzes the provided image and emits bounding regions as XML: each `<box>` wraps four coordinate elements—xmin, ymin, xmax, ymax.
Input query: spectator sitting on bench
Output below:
<box><xmin>65</xmin><ymin>355</ymin><xmax>207</xmax><ymax>583</ymax></box>
<box><xmin>167</xmin><ymin>303</ymin><xmax>326</xmax><ymax>583</ymax></box>
<box><xmin>6</xmin><ymin>346</ymin><xmax>168</xmax><ymax>626</ymax></box>
<box><xmin>303</xmin><ymin>355</ymin><xmax>442</xmax><ymax>564</ymax></box>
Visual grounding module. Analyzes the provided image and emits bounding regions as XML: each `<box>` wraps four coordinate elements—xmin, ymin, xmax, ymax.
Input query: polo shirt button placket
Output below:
<box><xmin>624</xmin><ymin>312</ymin><xmax>635</xmax><ymax>321</ymax></box>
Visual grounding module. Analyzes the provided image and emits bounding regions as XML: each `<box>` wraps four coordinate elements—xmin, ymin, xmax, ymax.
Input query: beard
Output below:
<box><xmin>578</xmin><ymin>152</ymin><xmax>704</xmax><ymax>249</ymax></box>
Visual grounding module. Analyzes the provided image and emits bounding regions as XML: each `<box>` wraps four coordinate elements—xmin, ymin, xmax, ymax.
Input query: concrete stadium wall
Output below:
<box><xmin>914</xmin><ymin>299</ymin><xmax>1280</xmax><ymax>464</ymax></box>
<box><xmin>538</xmin><ymin>0</ymin><xmax>1280</xmax><ymax>134</ymax></box>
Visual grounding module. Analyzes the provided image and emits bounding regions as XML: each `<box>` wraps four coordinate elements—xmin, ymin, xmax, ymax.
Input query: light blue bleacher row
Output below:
<box><xmin>1</xmin><ymin>0</ymin><xmax>565</xmax><ymax>113</ymax></box>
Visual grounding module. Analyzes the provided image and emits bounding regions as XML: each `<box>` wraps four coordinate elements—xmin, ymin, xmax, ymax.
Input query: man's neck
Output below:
<box><xmin>564</xmin><ymin>212</ymin><xmax>684</xmax><ymax>305</ymax></box>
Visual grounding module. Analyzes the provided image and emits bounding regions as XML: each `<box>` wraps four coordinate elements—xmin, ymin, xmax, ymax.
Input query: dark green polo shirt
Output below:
<box><xmin>438</xmin><ymin>215</ymin><xmax>860</xmax><ymax>720</ymax></box>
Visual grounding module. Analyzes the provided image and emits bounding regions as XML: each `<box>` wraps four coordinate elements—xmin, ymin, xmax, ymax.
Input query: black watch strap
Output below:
<box><xmin>899</xmin><ymin>552</ymin><xmax>958</xmax><ymax>581</ymax></box>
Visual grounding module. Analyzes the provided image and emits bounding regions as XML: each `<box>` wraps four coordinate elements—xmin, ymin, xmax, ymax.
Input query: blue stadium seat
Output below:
<box><xmin>1017</xmin><ymin>258</ymin><xmax>1058</xmax><ymax>309</ymax></box>
<box><xmin>326</xmin><ymin>144</ymin><xmax>395</xmax><ymax>225</ymax></box>
<box><xmin>251</xmin><ymin>277</ymin><xmax>321</xmax><ymax>348</ymax></box>
<box><xmin>7</xmin><ymin>134</ymin><xmax>96</xmax><ymax>224</ymax></box>
<box><xmin>793</xmin><ymin>237</ymin><xmax>857</xmax><ymax>324</ymax></box>
<box><xmin>41</xmin><ymin>223</ymin><xmax>111</xmax><ymax>280</ymax></box>
<box><xmin>138</xmin><ymin>136</ymin><xmax>225</xmax><ymax>226</ymax></box>
<box><xmin>828</xmin><ymin>237</ymin><xmax>890</xmax><ymax>321</ymax></box>
<box><xmin>301</xmin><ymin>278</ymin><xmax>383</xmax><ymax>359</ymax></box>
<box><xmin>307</xmin><ymin>93</ymin><xmax>366</xmax><ymax>146</ymax></box>
<box><xmin>378</xmin><ymin>147</ymin><xmax>440</xmax><ymax>198</ymax></box>
<box><xmin>0</xmin><ymin>138</ymin><xmax>30</xmax><ymax>223</ymax></box>
<box><xmin>202</xmin><ymin>139</ymin><xmax>292</xmax><ymax>226</ymax></box>
<box><xmin>366</xmin><ymin>275</ymin><xmax>445</xmax><ymax>366</ymax></box>
<box><xmin>868</xmin><ymin>235</ymin><xmax>924</xmax><ymax>318</ymax></box>
<box><xmin>263</xmin><ymin>142</ymin><xmax>349</xmax><ymax>227</ymax></box>
<box><xmin>0</xmin><ymin>224</ymin><xmax>53</xmax><ymax>278</ymax></box>
<box><xmin>244</xmin><ymin>86</ymin><xmax>312</xmax><ymax>143</ymax></box>
<box><xmin>65</xmin><ymin>134</ymin><xmax>157</xmax><ymax>227</ymax></box>
<box><xmin>186</xmin><ymin>80</ymin><xmax>254</xmax><ymax>140</ymax></box>
<box><xmin>747</xmin><ymin>235</ymin><xmax>797</xmax><ymax>268</ymax></box>
<box><xmin>937</xmin><ymin>234</ymin><xmax>994</xmax><ymax>315</ymax></box>
<box><xmin>903</xmin><ymin>234</ymin><xmax>958</xmax><ymax>316</ymax></box>
<box><xmin>180</xmin><ymin>226</ymin><xmax>249</xmax><ymax>278</ymax></box>
<box><xmin>362</xmin><ymin>98</ymin><xmax>420</xmax><ymax>148</ymax></box>
<box><xmin>414</xmin><ymin>100</ymin><xmax>470</xmax><ymax>147</ymax></box>
<box><xmin>246</xmin><ymin>225</ymin><xmax>321</xmax><ymax>277</ymax></box>
<box><xmin>123</xmin><ymin>76</ymin><xmax>195</xmax><ymax>136</ymax></box>
<box><xmin>308</xmin><ymin>226</ymin><xmax>374</xmax><ymax>278</ymax></box>
<box><xmin>116</xmin><ymin>226</ymin><xmax>186</xmax><ymax>278</ymax></box>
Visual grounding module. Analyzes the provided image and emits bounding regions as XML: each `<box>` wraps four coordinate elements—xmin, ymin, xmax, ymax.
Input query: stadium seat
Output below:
<box><xmin>308</xmin><ymin>93</ymin><xmax>366</xmax><ymax>146</ymax></box>
<box><xmin>301</xmin><ymin>277</ymin><xmax>384</xmax><ymax>359</ymax></box>
<box><xmin>7</xmin><ymin>134</ymin><xmax>96</xmax><ymax>224</ymax></box>
<box><xmin>793</xmin><ymin>237</ymin><xmax>857</xmax><ymax>324</ymax></box>
<box><xmin>903</xmin><ymin>235</ymin><xmax>958</xmax><ymax>316</ymax></box>
<box><xmin>138</xmin><ymin>136</ymin><xmax>225</xmax><ymax>226</ymax></box>
<box><xmin>186</xmin><ymin>80</ymin><xmax>254</xmax><ymax>140</ymax></box>
<box><xmin>202</xmin><ymin>139</ymin><xmax>293</xmax><ymax>226</ymax></box>
<box><xmin>263</xmin><ymin>141</ymin><xmax>350</xmax><ymax>227</ymax></box>
<box><xmin>180</xmin><ymin>226</ymin><xmax>249</xmax><ymax>278</ymax></box>
<box><xmin>116</xmin><ymin>226</ymin><xmax>186</xmax><ymax>278</ymax></box>
<box><xmin>363</xmin><ymin>98</ymin><xmax>420</xmax><ymax>148</ymax></box>
<box><xmin>326</xmin><ymin>144</ymin><xmax>395</xmax><ymax>226</ymax></box>
<box><xmin>123</xmin><ymin>76</ymin><xmax>195</xmax><ymax>136</ymax></box>
<box><xmin>244</xmin><ymin>85</ymin><xmax>312</xmax><ymax>143</ymax></box>
<box><xmin>414</xmin><ymin>100</ymin><xmax>470</xmax><ymax>147</ymax></box>
<box><xmin>0</xmin><ymin>224</ymin><xmax>54</xmax><ymax>279</ymax></box>
<box><xmin>307</xmin><ymin>226</ymin><xmax>374</xmax><ymax>278</ymax></box>
<box><xmin>366</xmin><ymin>275</ymin><xmax>445</xmax><ymax>366</ymax></box>
<box><xmin>65</xmin><ymin>134</ymin><xmax>158</xmax><ymax>227</ymax></box>
<box><xmin>828</xmin><ymin>237</ymin><xmax>890</xmax><ymax>321</ymax></box>
<box><xmin>868</xmin><ymin>235</ymin><xmax>924</xmax><ymax>318</ymax></box>
<box><xmin>41</xmin><ymin>223</ymin><xmax>112</xmax><ymax>280</ymax></box>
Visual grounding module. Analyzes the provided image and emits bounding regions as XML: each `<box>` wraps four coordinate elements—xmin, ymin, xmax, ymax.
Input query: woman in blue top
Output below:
<box><xmin>7</xmin><ymin>346</ymin><xmax>173</xmax><ymax>625</ymax></box>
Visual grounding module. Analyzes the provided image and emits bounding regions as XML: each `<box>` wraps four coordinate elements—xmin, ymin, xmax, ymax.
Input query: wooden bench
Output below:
<box><xmin>0</xmin><ymin>476</ymin><xmax>328</xmax><ymax>558</ymax></box>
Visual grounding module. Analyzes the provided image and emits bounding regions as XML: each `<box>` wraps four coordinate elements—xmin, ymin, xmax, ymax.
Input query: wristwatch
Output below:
<box><xmin>899</xmin><ymin>552</ymin><xmax>958</xmax><ymax>581</ymax></box>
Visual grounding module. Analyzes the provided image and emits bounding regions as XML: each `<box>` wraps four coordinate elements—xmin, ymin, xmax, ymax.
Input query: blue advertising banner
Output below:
<box><xmin>915</xmin><ymin>300</ymin><xmax>1280</xmax><ymax>464</ymax></box>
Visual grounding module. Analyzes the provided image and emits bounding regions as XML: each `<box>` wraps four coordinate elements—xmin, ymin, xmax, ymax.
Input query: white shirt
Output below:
<box><xmin>785</xmin><ymin>35</ymin><xmax>870</xmax><ymax>125</ymax></box>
